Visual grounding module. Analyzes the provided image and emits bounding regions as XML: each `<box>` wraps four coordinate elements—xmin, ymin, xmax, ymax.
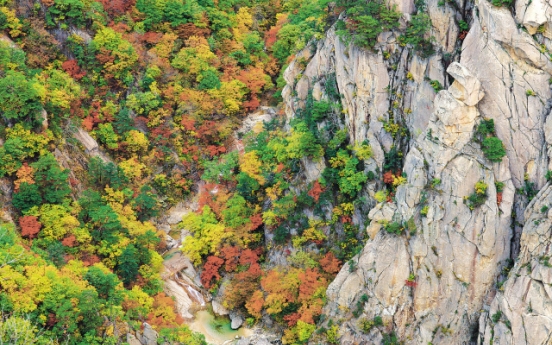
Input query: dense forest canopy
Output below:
<box><xmin>0</xmin><ymin>0</ymin><xmax>440</xmax><ymax>343</ymax></box>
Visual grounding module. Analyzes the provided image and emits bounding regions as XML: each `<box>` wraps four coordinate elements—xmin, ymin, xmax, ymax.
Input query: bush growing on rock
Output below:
<box><xmin>465</xmin><ymin>181</ymin><xmax>488</xmax><ymax>210</ymax></box>
<box><xmin>482</xmin><ymin>137</ymin><xmax>506</xmax><ymax>162</ymax></box>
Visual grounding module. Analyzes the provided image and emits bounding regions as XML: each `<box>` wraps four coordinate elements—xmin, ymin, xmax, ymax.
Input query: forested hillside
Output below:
<box><xmin>3</xmin><ymin>0</ymin><xmax>552</xmax><ymax>343</ymax></box>
<box><xmin>0</xmin><ymin>0</ymin><xmax>370</xmax><ymax>343</ymax></box>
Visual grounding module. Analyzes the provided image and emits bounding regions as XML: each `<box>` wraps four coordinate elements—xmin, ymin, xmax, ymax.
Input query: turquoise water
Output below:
<box><xmin>189</xmin><ymin>309</ymin><xmax>252</xmax><ymax>344</ymax></box>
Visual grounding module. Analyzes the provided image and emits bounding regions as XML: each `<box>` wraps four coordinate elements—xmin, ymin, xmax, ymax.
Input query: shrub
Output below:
<box><xmin>491</xmin><ymin>310</ymin><xmax>502</xmax><ymax>323</ymax></box>
<box><xmin>430</xmin><ymin>80</ymin><xmax>443</xmax><ymax>92</ymax></box>
<box><xmin>384</xmin><ymin>221</ymin><xmax>402</xmax><ymax>235</ymax></box>
<box><xmin>482</xmin><ymin>137</ymin><xmax>506</xmax><ymax>162</ymax></box>
<box><xmin>375</xmin><ymin>190</ymin><xmax>388</xmax><ymax>203</ymax></box>
<box><xmin>477</xmin><ymin>119</ymin><xmax>495</xmax><ymax>136</ymax></box>
<box><xmin>420</xmin><ymin>205</ymin><xmax>429</xmax><ymax>217</ymax></box>
<box><xmin>465</xmin><ymin>181</ymin><xmax>488</xmax><ymax>210</ymax></box>
<box><xmin>358</xmin><ymin>318</ymin><xmax>374</xmax><ymax>333</ymax></box>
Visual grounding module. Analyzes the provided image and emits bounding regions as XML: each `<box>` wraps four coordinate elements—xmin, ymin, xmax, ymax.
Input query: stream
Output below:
<box><xmin>188</xmin><ymin>309</ymin><xmax>253</xmax><ymax>344</ymax></box>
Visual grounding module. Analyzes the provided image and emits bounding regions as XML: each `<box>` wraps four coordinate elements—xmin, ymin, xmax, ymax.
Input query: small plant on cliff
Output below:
<box><xmin>465</xmin><ymin>180</ymin><xmax>488</xmax><ymax>210</ymax></box>
<box><xmin>481</xmin><ymin>137</ymin><xmax>507</xmax><ymax>162</ymax></box>
<box><xmin>375</xmin><ymin>190</ymin><xmax>388</xmax><ymax>203</ymax></box>
<box><xmin>430</xmin><ymin>80</ymin><xmax>443</xmax><ymax>92</ymax></box>
<box><xmin>526</xmin><ymin>89</ymin><xmax>536</xmax><ymax>96</ymax></box>
<box><xmin>420</xmin><ymin>205</ymin><xmax>429</xmax><ymax>217</ymax></box>
<box><xmin>491</xmin><ymin>0</ymin><xmax>513</xmax><ymax>7</ymax></box>
<box><xmin>384</xmin><ymin>221</ymin><xmax>402</xmax><ymax>235</ymax></box>
<box><xmin>476</xmin><ymin>119</ymin><xmax>506</xmax><ymax>163</ymax></box>
<box><xmin>491</xmin><ymin>310</ymin><xmax>502</xmax><ymax>323</ymax></box>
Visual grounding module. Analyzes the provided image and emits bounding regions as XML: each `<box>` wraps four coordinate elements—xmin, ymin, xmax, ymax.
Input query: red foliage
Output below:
<box><xmin>240</xmin><ymin>248</ymin><xmax>260</xmax><ymax>267</ymax></box>
<box><xmin>95</xmin><ymin>48</ymin><xmax>115</xmax><ymax>65</ymax></box>
<box><xmin>70</xmin><ymin>99</ymin><xmax>85</xmax><ymax>118</ymax></box>
<box><xmin>47</xmin><ymin>313</ymin><xmax>57</xmax><ymax>328</ymax></box>
<box><xmin>81</xmin><ymin>253</ymin><xmax>101</xmax><ymax>266</ymax></box>
<box><xmin>142</xmin><ymin>32</ymin><xmax>163</xmax><ymax>44</ymax></box>
<box><xmin>307</xmin><ymin>181</ymin><xmax>324</xmax><ymax>202</ymax></box>
<box><xmin>62</xmin><ymin>60</ymin><xmax>86</xmax><ymax>80</ymax></box>
<box><xmin>283</xmin><ymin>312</ymin><xmax>301</xmax><ymax>327</ymax></box>
<box><xmin>341</xmin><ymin>215</ymin><xmax>352</xmax><ymax>224</ymax></box>
<box><xmin>320</xmin><ymin>252</ymin><xmax>342</xmax><ymax>274</ymax></box>
<box><xmin>249</xmin><ymin>213</ymin><xmax>263</xmax><ymax>231</ymax></box>
<box><xmin>197</xmin><ymin>183</ymin><xmax>230</xmax><ymax>216</ymax></box>
<box><xmin>383</xmin><ymin>170</ymin><xmax>394</xmax><ymax>184</ymax></box>
<box><xmin>175</xmin><ymin>23</ymin><xmax>211</xmax><ymax>40</ymax></box>
<box><xmin>196</xmin><ymin>120</ymin><xmax>219</xmax><ymax>144</ymax></box>
<box><xmin>206</xmin><ymin>145</ymin><xmax>226</xmax><ymax>157</ymax></box>
<box><xmin>19</xmin><ymin>216</ymin><xmax>41</xmax><ymax>239</ymax></box>
<box><xmin>497</xmin><ymin>192</ymin><xmax>503</xmax><ymax>205</ymax></box>
<box><xmin>243</xmin><ymin>96</ymin><xmax>260</xmax><ymax>112</ymax></box>
<box><xmin>62</xmin><ymin>234</ymin><xmax>77</xmax><ymax>247</ymax></box>
<box><xmin>181</xmin><ymin>116</ymin><xmax>196</xmax><ymax>131</ymax></box>
<box><xmin>220</xmin><ymin>246</ymin><xmax>240</xmax><ymax>272</ymax></box>
<box><xmin>405</xmin><ymin>280</ymin><xmax>417</xmax><ymax>288</ymax></box>
<box><xmin>298</xmin><ymin>269</ymin><xmax>326</xmax><ymax>302</ymax></box>
<box><xmin>98</xmin><ymin>0</ymin><xmax>135</xmax><ymax>16</ymax></box>
<box><xmin>200</xmin><ymin>256</ymin><xmax>224</xmax><ymax>289</ymax></box>
<box><xmin>69</xmin><ymin>177</ymin><xmax>79</xmax><ymax>187</ymax></box>
<box><xmin>109</xmin><ymin>22</ymin><xmax>131</xmax><ymax>33</ymax></box>
<box><xmin>147</xmin><ymin>292</ymin><xmax>184</xmax><ymax>329</ymax></box>
<box><xmin>264</xmin><ymin>14</ymin><xmax>287</xmax><ymax>49</ymax></box>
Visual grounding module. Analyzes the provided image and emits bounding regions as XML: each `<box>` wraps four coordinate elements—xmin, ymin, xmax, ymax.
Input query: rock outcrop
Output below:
<box><xmin>478</xmin><ymin>184</ymin><xmax>552</xmax><ymax>345</ymax></box>
<box><xmin>323</xmin><ymin>61</ymin><xmax>510</xmax><ymax>345</ymax></box>
<box><xmin>279</xmin><ymin>0</ymin><xmax>552</xmax><ymax>342</ymax></box>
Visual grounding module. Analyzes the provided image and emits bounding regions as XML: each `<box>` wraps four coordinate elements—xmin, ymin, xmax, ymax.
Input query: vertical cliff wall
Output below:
<box><xmin>281</xmin><ymin>0</ymin><xmax>552</xmax><ymax>343</ymax></box>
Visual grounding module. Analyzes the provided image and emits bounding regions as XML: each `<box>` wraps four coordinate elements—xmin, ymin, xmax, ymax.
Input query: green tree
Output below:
<box><xmin>197</xmin><ymin>69</ymin><xmax>221</xmax><ymax>90</ymax></box>
<box><xmin>32</xmin><ymin>154</ymin><xmax>71</xmax><ymax>204</ymax></box>
<box><xmin>482</xmin><ymin>137</ymin><xmax>506</xmax><ymax>162</ymax></box>
<box><xmin>0</xmin><ymin>71</ymin><xmax>42</xmax><ymax>122</ymax></box>
<box><xmin>78</xmin><ymin>190</ymin><xmax>123</xmax><ymax>243</ymax></box>
<box><xmin>12</xmin><ymin>183</ymin><xmax>42</xmax><ymax>213</ymax></box>
<box><xmin>117</xmin><ymin>244</ymin><xmax>139</xmax><ymax>285</ymax></box>
<box><xmin>84</xmin><ymin>266</ymin><xmax>122</xmax><ymax>302</ymax></box>
<box><xmin>87</xmin><ymin>157</ymin><xmax>128</xmax><ymax>189</ymax></box>
<box><xmin>133</xmin><ymin>185</ymin><xmax>159</xmax><ymax>221</ymax></box>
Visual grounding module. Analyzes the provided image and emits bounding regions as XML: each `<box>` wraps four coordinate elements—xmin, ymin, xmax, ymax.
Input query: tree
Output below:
<box><xmin>320</xmin><ymin>252</ymin><xmax>341</xmax><ymax>274</ymax></box>
<box><xmin>181</xmin><ymin>206</ymin><xmax>227</xmax><ymax>264</ymax></box>
<box><xmin>200</xmin><ymin>256</ymin><xmax>224</xmax><ymax>289</ymax></box>
<box><xmin>0</xmin><ymin>71</ymin><xmax>42</xmax><ymax>122</ymax></box>
<box><xmin>12</xmin><ymin>183</ymin><xmax>42</xmax><ymax>213</ymax></box>
<box><xmin>78</xmin><ymin>190</ymin><xmax>122</xmax><ymax>243</ymax></box>
<box><xmin>19</xmin><ymin>216</ymin><xmax>42</xmax><ymax>239</ymax></box>
<box><xmin>133</xmin><ymin>185</ymin><xmax>159</xmax><ymax>221</ymax></box>
<box><xmin>84</xmin><ymin>266</ymin><xmax>122</xmax><ymax>302</ymax></box>
<box><xmin>14</xmin><ymin>163</ymin><xmax>35</xmax><ymax>192</ymax></box>
<box><xmin>117</xmin><ymin>244</ymin><xmax>139</xmax><ymax>286</ymax></box>
<box><xmin>482</xmin><ymin>137</ymin><xmax>506</xmax><ymax>162</ymax></box>
<box><xmin>197</xmin><ymin>69</ymin><xmax>221</xmax><ymax>90</ymax></box>
<box><xmin>87</xmin><ymin>157</ymin><xmax>128</xmax><ymax>189</ymax></box>
<box><xmin>32</xmin><ymin>154</ymin><xmax>71</xmax><ymax>204</ymax></box>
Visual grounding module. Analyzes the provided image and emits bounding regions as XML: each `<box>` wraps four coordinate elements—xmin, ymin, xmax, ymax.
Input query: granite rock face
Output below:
<box><xmin>279</xmin><ymin>0</ymin><xmax>552</xmax><ymax>343</ymax></box>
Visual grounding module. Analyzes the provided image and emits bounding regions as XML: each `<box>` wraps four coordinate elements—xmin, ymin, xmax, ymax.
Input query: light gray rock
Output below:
<box><xmin>479</xmin><ymin>184</ymin><xmax>552</xmax><ymax>345</ymax></box>
<box><xmin>230</xmin><ymin>312</ymin><xmax>244</xmax><ymax>329</ymax></box>
<box><xmin>126</xmin><ymin>333</ymin><xmax>142</xmax><ymax>345</ymax></box>
<box><xmin>212</xmin><ymin>300</ymin><xmax>229</xmax><ymax>316</ymax></box>
<box><xmin>138</xmin><ymin>323</ymin><xmax>158</xmax><ymax>345</ymax></box>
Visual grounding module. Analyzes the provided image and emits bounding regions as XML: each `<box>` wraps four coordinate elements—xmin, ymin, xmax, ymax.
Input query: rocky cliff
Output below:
<box><xmin>279</xmin><ymin>0</ymin><xmax>552</xmax><ymax>343</ymax></box>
